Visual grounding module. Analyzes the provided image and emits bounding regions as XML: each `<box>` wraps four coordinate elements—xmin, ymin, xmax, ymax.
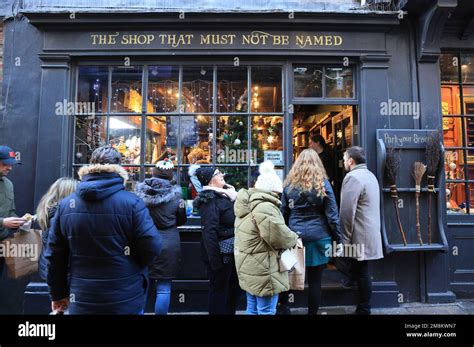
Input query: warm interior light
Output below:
<box><xmin>110</xmin><ymin>117</ymin><xmax>135</xmax><ymax>129</ymax></box>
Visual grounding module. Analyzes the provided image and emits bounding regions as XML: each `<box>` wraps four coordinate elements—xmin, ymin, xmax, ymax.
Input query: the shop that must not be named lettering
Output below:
<box><xmin>89</xmin><ymin>31</ymin><xmax>344</xmax><ymax>49</ymax></box>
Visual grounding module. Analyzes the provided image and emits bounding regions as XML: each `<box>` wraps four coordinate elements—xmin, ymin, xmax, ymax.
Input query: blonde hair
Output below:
<box><xmin>36</xmin><ymin>177</ymin><xmax>78</xmax><ymax>230</ymax></box>
<box><xmin>284</xmin><ymin>149</ymin><xmax>328</xmax><ymax>197</ymax></box>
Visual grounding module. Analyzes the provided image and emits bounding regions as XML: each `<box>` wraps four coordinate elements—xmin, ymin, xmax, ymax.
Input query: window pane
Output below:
<box><xmin>111</xmin><ymin>67</ymin><xmax>143</xmax><ymax>113</ymax></box>
<box><xmin>74</xmin><ymin>116</ymin><xmax>107</xmax><ymax>164</ymax></box>
<box><xmin>463</xmin><ymin>87</ymin><xmax>474</xmax><ymax>114</ymax></box>
<box><xmin>182</xmin><ymin>66</ymin><xmax>213</xmax><ymax>113</ymax></box>
<box><xmin>466</xmin><ymin>148</ymin><xmax>474</xmax><ymax>182</ymax></box>
<box><xmin>441</xmin><ymin>85</ymin><xmax>461</xmax><ymax>115</ymax></box>
<box><xmin>326</xmin><ymin>67</ymin><xmax>354</xmax><ymax>98</ymax></box>
<box><xmin>445</xmin><ymin>150</ymin><xmax>465</xmax><ymax>180</ymax></box>
<box><xmin>217</xmin><ymin>166</ymin><xmax>248</xmax><ymax>191</ymax></box>
<box><xmin>466</xmin><ymin>115</ymin><xmax>474</xmax><ymax>149</ymax></box>
<box><xmin>145</xmin><ymin>116</ymin><xmax>178</xmax><ymax>165</ymax></box>
<box><xmin>470</xmin><ymin>183</ymin><xmax>474</xmax><ymax>214</ymax></box>
<box><xmin>148</xmin><ymin>66</ymin><xmax>179</xmax><ymax>113</ymax></box>
<box><xmin>443</xmin><ymin>116</ymin><xmax>463</xmax><ymax>148</ymax></box>
<box><xmin>181</xmin><ymin>115</ymin><xmax>212</xmax><ymax>165</ymax></box>
<box><xmin>461</xmin><ymin>54</ymin><xmax>474</xmax><ymax>84</ymax></box>
<box><xmin>217</xmin><ymin>116</ymin><xmax>249</xmax><ymax>164</ymax></box>
<box><xmin>251</xmin><ymin>67</ymin><xmax>282</xmax><ymax>112</ymax></box>
<box><xmin>440</xmin><ymin>53</ymin><xmax>459</xmax><ymax>83</ymax></box>
<box><xmin>293</xmin><ymin>65</ymin><xmax>323</xmax><ymax>98</ymax></box>
<box><xmin>109</xmin><ymin>116</ymin><xmax>142</xmax><ymax>165</ymax></box>
<box><xmin>217</xmin><ymin>66</ymin><xmax>248</xmax><ymax>113</ymax></box>
<box><xmin>77</xmin><ymin>66</ymin><xmax>108</xmax><ymax>114</ymax></box>
<box><xmin>446</xmin><ymin>182</ymin><xmax>469</xmax><ymax>214</ymax></box>
<box><xmin>251</xmin><ymin>116</ymin><xmax>284</xmax><ymax>164</ymax></box>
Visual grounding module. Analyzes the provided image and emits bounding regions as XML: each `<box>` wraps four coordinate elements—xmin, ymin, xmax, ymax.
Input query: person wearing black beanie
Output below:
<box><xmin>193</xmin><ymin>167</ymin><xmax>242</xmax><ymax>315</ymax></box>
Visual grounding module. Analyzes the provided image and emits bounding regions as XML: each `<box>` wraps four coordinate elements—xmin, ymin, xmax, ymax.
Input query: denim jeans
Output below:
<box><xmin>155</xmin><ymin>280</ymin><xmax>172</xmax><ymax>315</ymax></box>
<box><xmin>246</xmin><ymin>293</ymin><xmax>279</xmax><ymax>315</ymax></box>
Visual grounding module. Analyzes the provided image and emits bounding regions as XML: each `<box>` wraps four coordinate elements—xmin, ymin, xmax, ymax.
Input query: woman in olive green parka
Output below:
<box><xmin>234</xmin><ymin>161</ymin><xmax>298</xmax><ymax>315</ymax></box>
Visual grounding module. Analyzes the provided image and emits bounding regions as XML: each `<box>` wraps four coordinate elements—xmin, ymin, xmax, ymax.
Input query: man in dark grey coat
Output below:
<box><xmin>340</xmin><ymin>146</ymin><xmax>383</xmax><ymax>315</ymax></box>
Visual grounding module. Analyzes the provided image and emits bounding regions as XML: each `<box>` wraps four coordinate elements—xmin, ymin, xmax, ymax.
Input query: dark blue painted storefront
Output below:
<box><xmin>0</xmin><ymin>0</ymin><xmax>473</xmax><ymax>313</ymax></box>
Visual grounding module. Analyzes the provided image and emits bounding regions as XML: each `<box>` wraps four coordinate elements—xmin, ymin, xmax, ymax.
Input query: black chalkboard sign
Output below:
<box><xmin>166</xmin><ymin>116</ymin><xmax>198</xmax><ymax>147</ymax></box>
<box><xmin>376</xmin><ymin>129</ymin><xmax>448</xmax><ymax>253</ymax></box>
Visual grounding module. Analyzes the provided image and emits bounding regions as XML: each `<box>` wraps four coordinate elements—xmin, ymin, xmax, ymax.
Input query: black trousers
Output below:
<box><xmin>208</xmin><ymin>260</ymin><xmax>242</xmax><ymax>315</ymax></box>
<box><xmin>351</xmin><ymin>259</ymin><xmax>371</xmax><ymax>314</ymax></box>
<box><xmin>307</xmin><ymin>265</ymin><xmax>325</xmax><ymax>315</ymax></box>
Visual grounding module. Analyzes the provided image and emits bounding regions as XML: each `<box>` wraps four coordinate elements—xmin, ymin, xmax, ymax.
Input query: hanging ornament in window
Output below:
<box><xmin>234</xmin><ymin>138</ymin><xmax>241</xmax><ymax>146</ymax></box>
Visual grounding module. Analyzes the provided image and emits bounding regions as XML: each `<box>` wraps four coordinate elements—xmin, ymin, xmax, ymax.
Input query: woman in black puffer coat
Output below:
<box><xmin>36</xmin><ymin>177</ymin><xmax>78</xmax><ymax>281</ymax></box>
<box><xmin>135</xmin><ymin>159</ymin><xmax>187</xmax><ymax>315</ymax></box>
<box><xmin>192</xmin><ymin>166</ymin><xmax>243</xmax><ymax>315</ymax></box>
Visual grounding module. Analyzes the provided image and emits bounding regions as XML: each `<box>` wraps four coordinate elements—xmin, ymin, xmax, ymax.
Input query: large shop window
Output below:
<box><xmin>73</xmin><ymin>65</ymin><xmax>284</xmax><ymax>201</ymax></box>
<box><xmin>440</xmin><ymin>53</ymin><xmax>474</xmax><ymax>214</ymax></box>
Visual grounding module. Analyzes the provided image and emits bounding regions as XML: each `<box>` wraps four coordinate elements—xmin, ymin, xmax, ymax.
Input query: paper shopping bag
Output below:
<box><xmin>288</xmin><ymin>238</ymin><xmax>305</xmax><ymax>291</ymax></box>
<box><xmin>1</xmin><ymin>229</ymin><xmax>42</xmax><ymax>279</ymax></box>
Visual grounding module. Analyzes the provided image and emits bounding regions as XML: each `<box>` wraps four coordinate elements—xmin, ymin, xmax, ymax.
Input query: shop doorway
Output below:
<box><xmin>292</xmin><ymin>104</ymin><xmax>359</xmax><ymax>203</ymax></box>
<box><xmin>291</xmin><ymin>104</ymin><xmax>359</xmax><ymax>288</ymax></box>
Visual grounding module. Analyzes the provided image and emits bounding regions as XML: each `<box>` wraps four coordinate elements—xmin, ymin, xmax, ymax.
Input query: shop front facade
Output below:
<box><xmin>0</xmin><ymin>0</ymin><xmax>473</xmax><ymax>312</ymax></box>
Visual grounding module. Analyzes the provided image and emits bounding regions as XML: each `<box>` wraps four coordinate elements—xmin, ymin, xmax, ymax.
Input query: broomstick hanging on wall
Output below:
<box><xmin>385</xmin><ymin>148</ymin><xmax>408</xmax><ymax>246</ymax></box>
<box><xmin>425</xmin><ymin>131</ymin><xmax>442</xmax><ymax>244</ymax></box>
<box><xmin>413</xmin><ymin>162</ymin><xmax>426</xmax><ymax>246</ymax></box>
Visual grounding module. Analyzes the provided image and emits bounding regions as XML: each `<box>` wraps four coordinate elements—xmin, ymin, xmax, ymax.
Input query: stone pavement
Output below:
<box><xmin>168</xmin><ymin>299</ymin><xmax>474</xmax><ymax>315</ymax></box>
<box><xmin>287</xmin><ymin>299</ymin><xmax>474</xmax><ymax>315</ymax></box>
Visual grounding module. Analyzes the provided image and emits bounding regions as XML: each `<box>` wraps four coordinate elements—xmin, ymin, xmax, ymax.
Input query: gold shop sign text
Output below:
<box><xmin>89</xmin><ymin>31</ymin><xmax>344</xmax><ymax>49</ymax></box>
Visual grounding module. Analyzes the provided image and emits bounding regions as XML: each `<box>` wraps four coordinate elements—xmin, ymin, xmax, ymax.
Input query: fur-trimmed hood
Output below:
<box><xmin>76</xmin><ymin>164</ymin><xmax>128</xmax><ymax>201</ymax></box>
<box><xmin>78</xmin><ymin>164</ymin><xmax>129</xmax><ymax>183</ymax></box>
<box><xmin>135</xmin><ymin>177</ymin><xmax>182</xmax><ymax>206</ymax></box>
<box><xmin>193</xmin><ymin>189</ymin><xmax>219</xmax><ymax>210</ymax></box>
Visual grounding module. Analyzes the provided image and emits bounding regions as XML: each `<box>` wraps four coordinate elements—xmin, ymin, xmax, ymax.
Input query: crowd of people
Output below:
<box><xmin>0</xmin><ymin>141</ymin><xmax>383</xmax><ymax>315</ymax></box>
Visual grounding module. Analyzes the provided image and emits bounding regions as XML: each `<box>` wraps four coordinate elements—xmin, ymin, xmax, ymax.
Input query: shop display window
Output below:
<box><xmin>441</xmin><ymin>53</ymin><xmax>474</xmax><ymax>214</ymax></box>
<box><xmin>74</xmin><ymin>64</ymin><xmax>284</xmax><ymax>190</ymax></box>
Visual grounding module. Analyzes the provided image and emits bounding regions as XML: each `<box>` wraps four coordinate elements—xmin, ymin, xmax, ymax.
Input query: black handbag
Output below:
<box><xmin>218</xmin><ymin>237</ymin><xmax>235</xmax><ymax>254</ymax></box>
